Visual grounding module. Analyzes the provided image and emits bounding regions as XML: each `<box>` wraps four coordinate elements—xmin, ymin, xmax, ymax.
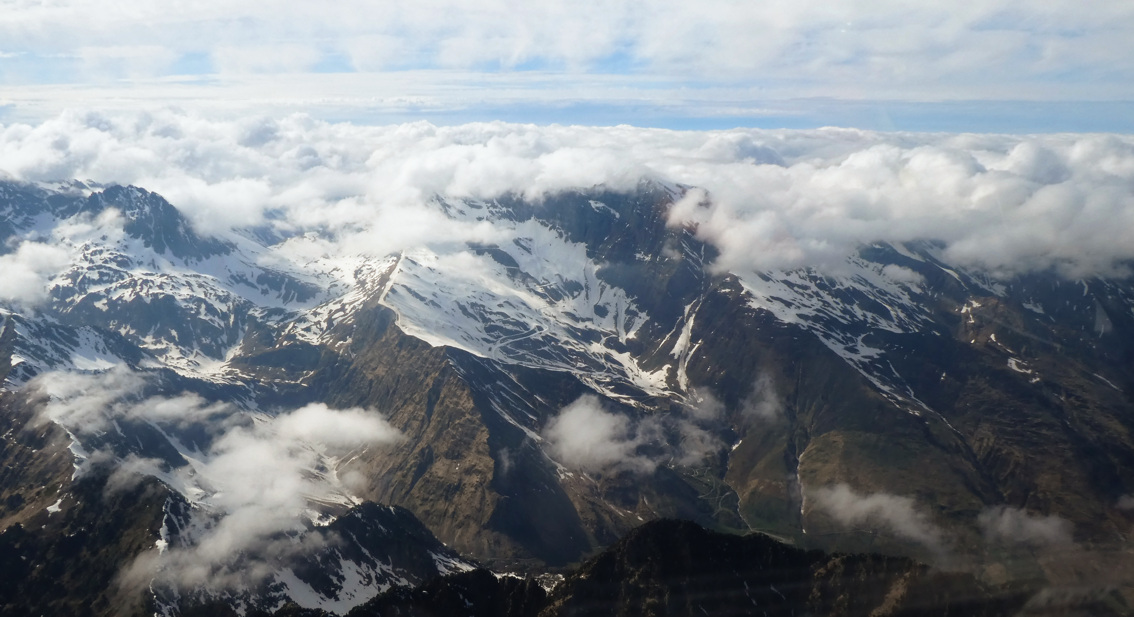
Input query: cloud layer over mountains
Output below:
<box><xmin>4</xmin><ymin>110</ymin><xmax>1134</xmax><ymax>281</ymax></box>
<box><xmin>1</xmin><ymin>110</ymin><xmax>1120</xmax><ymax>599</ymax></box>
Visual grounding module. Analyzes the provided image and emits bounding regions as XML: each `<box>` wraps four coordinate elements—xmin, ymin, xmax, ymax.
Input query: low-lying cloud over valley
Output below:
<box><xmin>29</xmin><ymin>367</ymin><xmax>402</xmax><ymax>590</ymax></box>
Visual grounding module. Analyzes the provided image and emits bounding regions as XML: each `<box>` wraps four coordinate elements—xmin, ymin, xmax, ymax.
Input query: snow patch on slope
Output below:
<box><xmin>378</xmin><ymin>219</ymin><xmax>670</xmax><ymax>403</ymax></box>
<box><xmin>736</xmin><ymin>250</ymin><xmax>937</xmax><ymax>406</ymax></box>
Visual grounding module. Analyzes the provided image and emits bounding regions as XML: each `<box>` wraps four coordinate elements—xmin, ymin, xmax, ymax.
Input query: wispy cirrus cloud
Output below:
<box><xmin>5</xmin><ymin>1</ymin><xmax>1133</xmax><ymax>88</ymax></box>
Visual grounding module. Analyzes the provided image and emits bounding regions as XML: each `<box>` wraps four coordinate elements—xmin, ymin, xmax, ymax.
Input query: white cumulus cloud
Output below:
<box><xmin>543</xmin><ymin>392</ymin><xmax>730</xmax><ymax>473</ymax></box>
<box><xmin>978</xmin><ymin>505</ymin><xmax>1074</xmax><ymax>547</ymax></box>
<box><xmin>0</xmin><ymin>241</ymin><xmax>71</xmax><ymax>307</ymax></box>
<box><xmin>3</xmin><ymin>111</ymin><xmax>1134</xmax><ymax>280</ymax></box>
<box><xmin>544</xmin><ymin>394</ymin><xmax>656</xmax><ymax>474</ymax></box>
<box><xmin>810</xmin><ymin>483</ymin><xmax>948</xmax><ymax>556</ymax></box>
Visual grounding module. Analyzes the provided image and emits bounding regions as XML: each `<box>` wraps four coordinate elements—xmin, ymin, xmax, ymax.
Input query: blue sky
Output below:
<box><xmin>2</xmin><ymin>0</ymin><xmax>1134</xmax><ymax>132</ymax></box>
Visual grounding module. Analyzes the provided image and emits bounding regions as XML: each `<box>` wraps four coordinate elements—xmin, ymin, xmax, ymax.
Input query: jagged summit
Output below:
<box><xmin>0</xmin><ymin>180</ymin><xmax>231</xmax><ymax>261</ymax></box>
<box><xmin>78</xmin><ymin>185</ymin><xmax>233</xmax><ymax>260</ymax></box>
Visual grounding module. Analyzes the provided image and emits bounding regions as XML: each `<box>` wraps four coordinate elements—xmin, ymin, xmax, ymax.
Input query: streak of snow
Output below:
<box><xmin>1092</xmin><ymin>373</ymin><xmax>1122</xmax><ymax>392</ymax></box>
<box><xmin>432</xmin><ymin>551</ymin><xmax>476</xmax><ymax>574</ymax></box>
<box><xmin>588</xmin><ymin>200</ymin><xmax>621</xmax><ymax>219</ymax></box>
<box><xmin>1007</xmin><ymin>358</ymin><xmax>1032</xmax><ymax>374</ymax></box>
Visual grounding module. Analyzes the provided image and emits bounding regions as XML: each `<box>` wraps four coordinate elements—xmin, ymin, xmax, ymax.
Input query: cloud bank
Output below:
<box><xmin>4</xmin><ymin>111</ymin><xmax>1134</xmax><ymax>281</ymax></box>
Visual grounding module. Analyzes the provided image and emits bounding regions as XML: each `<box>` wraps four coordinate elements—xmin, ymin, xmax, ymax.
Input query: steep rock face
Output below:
<box><xmin>0</xmin><ymin>180</ymin><xmax>88</xmax><ymax>247</ymax></box>
<box><xmin>674</xmin><ymin>264</ymin><xmax>1134</xmax><ymax>577</ymax></box>
<box><xmin>900</xmin><ymin>289</ymin><xmax>1134</xmax><ymax>521</ymax></box>
<box><xmin>660</xmin><ymin>277</ymin><xmax>996</xmax><ymax>557</ymax></box>
<box><xmin>0</xmin><ymin>476</ymin><xmax>169</xmax><ymax>617</ymax></box>
<box><xmin>0</xmin><ymin>328</ymin><xmax>79</xmax><ymax>533</ymax></box>
<box><xmin>0</xmin><ymin>393</ymin><xmax>78</xmax><ymax>526</ymax></box>
<box><xmin>0</xmin><ymin>396</ymin><xmax>169</xmax><ymax>617</ymax></box>
<box><xmin>314</xmin><ymin>302</ymin><xmax>513</xmax><ymax>562</ymax></box>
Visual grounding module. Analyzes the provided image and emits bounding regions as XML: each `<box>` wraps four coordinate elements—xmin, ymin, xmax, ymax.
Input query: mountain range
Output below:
<box><xmin>1</xmin><ymin>177</ymin><xmax>1132</xmax><ymax>615</ymax></box>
